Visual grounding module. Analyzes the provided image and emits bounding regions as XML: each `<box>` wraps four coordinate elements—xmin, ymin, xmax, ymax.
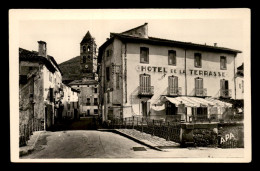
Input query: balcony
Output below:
<box><xmin>138</xmin><ymin>86</ymin><xmax>154</xmax><ymax>98</ymax></box>
<box><xmin>167</xmin><ymin>87</ymin><xmax>182</xmax><ymax>96</ymax></box>
<box><xmin>220</xmin><ymin>89</ymin><xmax>232</xmax><ymax>98</ymax></box>
<box><xmin>195</xmin><ymin>88</ymin><xmax>207</xmax><ymax>97</ymax></box>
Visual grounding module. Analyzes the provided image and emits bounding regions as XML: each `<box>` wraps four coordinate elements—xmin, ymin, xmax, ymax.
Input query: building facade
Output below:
<box><xmin>98</xmin><ymin>23</ymin><xmax>242</xmax><ymax>122</ymax></box>
<box><xmin>235</xmin><ymin>63</ymin><xmax>244</xmax><ymax>100</ymax></box>
<box><xmin>19</xmin><ymin>41</ymin><xmax>64</xmax><ymax>146</ymax></box>
<box><xmin>61</xmin><ymin>83</ymin><xmax>80</xmax><ymax>120</ymax></box>
<box><xmin>69</xmin><ymin>78</ymin><xmax>99</xmax><ymax>116</ymax></box>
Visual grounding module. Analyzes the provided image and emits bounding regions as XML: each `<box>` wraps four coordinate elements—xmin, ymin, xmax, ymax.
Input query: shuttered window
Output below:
<box><xmin>168</xmin><ymin>76</ymin><xmax>178</xmax><ymax>89</ymax></box>
<box><xmin>168</xmin><ymin>50</ymin><xmax>176</xmax><ymax>65</ymax></box>
<box><xmin>140</xmin><ymin>47</ymin><xmax>149</xmax><ymax>63</ymax></box>
<box><xmin>195</xmin><ymin>77</ymin><xmax>203</xmax><ymax>96</ymax></box>
<box><xmin>140</xmin><ymin>74</ymin><xmax>151</xmax><ymax>93</ymax></box>
<box><xmin>194</xmin><ymin>53</ymin><xmax>202</xmax><ymax>68</ymax></box>
<box><xmin>168</xmin><ymin>76</ymin><xmax>178</xmax><ymax>94</ymax></box>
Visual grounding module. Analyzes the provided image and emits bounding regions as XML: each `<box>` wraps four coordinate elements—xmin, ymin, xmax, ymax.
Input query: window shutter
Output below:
<box><xmin>174</xmin><ymin>76</ymin><xmax>178</xmax><ymax>88</ymax></box>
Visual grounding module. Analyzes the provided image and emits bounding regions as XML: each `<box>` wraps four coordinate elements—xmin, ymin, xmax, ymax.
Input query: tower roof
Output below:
<box><xmin>80</xmin><ymin>31</ymin><xmax>93</xmax><ymax>44</ymax></box>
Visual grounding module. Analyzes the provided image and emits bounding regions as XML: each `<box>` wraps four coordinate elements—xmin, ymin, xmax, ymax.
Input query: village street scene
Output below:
<box><xmin>14</xmin><ymin>9</ymin><xmax>248</xmax><ymax>161</ymax></box>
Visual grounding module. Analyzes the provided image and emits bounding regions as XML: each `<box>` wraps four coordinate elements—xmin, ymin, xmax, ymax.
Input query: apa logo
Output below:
<box><xmin>220</xmin><ymin>133</ymin><xmax>235</xmax><ymax>144</ymax></box>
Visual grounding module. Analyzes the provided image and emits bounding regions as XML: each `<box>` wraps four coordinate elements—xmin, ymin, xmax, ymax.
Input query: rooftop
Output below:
<box><xmin>19</xmin><ymin>48</ymin><xmax>62</xmax><ymax>74</ymax></box>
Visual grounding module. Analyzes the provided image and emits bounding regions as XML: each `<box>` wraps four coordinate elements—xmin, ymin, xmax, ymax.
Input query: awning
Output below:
<box><xmin>205</xmin><ymin>97</ymin><xmax>233</xmax><ymax>107</ymax></box>
<box><xmin>163</xmin><ymin>96</ymin><xmax>232</xmax><ymax>108</ymax></box>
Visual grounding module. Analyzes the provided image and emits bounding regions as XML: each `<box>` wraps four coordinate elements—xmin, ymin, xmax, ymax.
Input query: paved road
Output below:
<box><xmin>21</xmin><ymin>130</ymin><xmax>244</xmax><ymax>159</ymax></box>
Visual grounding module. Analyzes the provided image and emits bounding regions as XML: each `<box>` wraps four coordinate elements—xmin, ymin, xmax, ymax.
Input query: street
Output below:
<box><xmin>21</xmin><ymin>130</ymin><xmax>244</xmax><ymax>159</ymax></box>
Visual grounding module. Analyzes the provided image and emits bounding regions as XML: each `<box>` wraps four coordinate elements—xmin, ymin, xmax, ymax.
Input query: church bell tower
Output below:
<box><xmin>80</xmin><ymin>31</ymin><xmax>97</xmax><ymax>79</ymax></box>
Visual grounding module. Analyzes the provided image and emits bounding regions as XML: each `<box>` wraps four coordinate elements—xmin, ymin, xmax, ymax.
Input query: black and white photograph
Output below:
<box><xmin>9</xmin><ymin>9</ymin><xmax>251</xmax><ymax>162</ymax></box>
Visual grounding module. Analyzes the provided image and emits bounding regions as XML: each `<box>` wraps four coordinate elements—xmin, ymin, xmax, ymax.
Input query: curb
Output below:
<box><xmin>98</xmin><ymin>129</ymin><xmax>164</xmax><ymax>151</ymax></box>
<box><xmin>19</xmin><ymin>131</ymin><xmax>43</xmax><ymax>157</ymax></box>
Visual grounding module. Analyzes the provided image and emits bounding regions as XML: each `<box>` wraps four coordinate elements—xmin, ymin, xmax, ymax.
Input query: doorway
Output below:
<box><xmin>142</xmin><ymin>101</ymin><xmax>147</xmax><ymax>116</ymax></box>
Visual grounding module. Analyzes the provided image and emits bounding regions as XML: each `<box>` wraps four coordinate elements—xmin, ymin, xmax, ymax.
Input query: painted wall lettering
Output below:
<box><xmin>220</xmin><ymin>132</ymin><xmax>236</xmax><ymax>144</ymax></box>
<box><xmin>136</xmin><ymin>65</ymin><xmax>226</xmax><ymax>77</ymax></box>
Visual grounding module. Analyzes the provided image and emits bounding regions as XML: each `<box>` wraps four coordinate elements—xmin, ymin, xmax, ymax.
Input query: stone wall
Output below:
<box><xmin>180</xmin><ymin>123</ymin><xmax>243</xmax><ymax>148</ymax></box>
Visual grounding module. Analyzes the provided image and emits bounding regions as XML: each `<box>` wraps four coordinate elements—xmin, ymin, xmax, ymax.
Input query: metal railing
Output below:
<box><xmin>138</xmin><ymin>86</ymin><xmax>154</xmax><ymax>96</ymax></box>
<box><xmin>195</xmin><ymin>88</ymin><xmax>207</xmax><ymax>96</ymax></box>
<box><xmin>220</xmin><ymin>89</ymin><xmax>232</xmax><ymax>98</ymax></box>
<box><xmin>105</xmin><ymin>116</ymin><xmax>181</xmax><ymax>143</ymax></box>
<box><xmin>167</xmin><ymin>87</ymin><xmax>182</xmax><ymax>96</ymax></box>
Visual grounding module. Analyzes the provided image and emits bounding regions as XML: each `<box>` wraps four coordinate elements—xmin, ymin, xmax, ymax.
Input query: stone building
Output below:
<box><xmin>19</xmin><ymin>41</ymin><xmax>63</xmax><ymax>145</ymax></box>
<box><xmin>97</xmin><ymin>23</ymin><xmax>242</xmax><ymax>122</ymax></box>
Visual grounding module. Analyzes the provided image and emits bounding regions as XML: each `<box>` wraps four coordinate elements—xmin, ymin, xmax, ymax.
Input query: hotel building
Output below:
<box><xmin>97</xmin><ymin>23</ymin><xmax>242</xmax><ymax>122</ymax></box>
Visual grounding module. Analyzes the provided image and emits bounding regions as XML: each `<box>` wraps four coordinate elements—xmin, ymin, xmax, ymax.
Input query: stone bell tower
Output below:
<box><xmin>80</xmin><ymin>31</ymin><xmax>97</xmax><ymax>79</ymax></box>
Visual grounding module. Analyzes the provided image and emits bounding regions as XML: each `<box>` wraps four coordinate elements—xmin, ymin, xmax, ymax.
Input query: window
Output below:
<box><xmin>194</xmin><ymin>53</ymin><xmax>202</xmax><ymax>68</ymax></box>
<box><xmin>140</xmin><ymin>47</ymin><xmax>149</xmax><ymax>63</ymax></box>
<box><xmin>168</xmin><ymin>76</ymin><xmax>178</xmax><ymax>94</ymax></box>
<box><xmin>87</xmin><ymin>46</ymin><xmax>90</xmax><ymax>52</ymax></box>
<box><xmin>94</xmin><ymin>98</ymin><xmax>98</xmax><ymax>105</ymax></box>
<box><xmin>220</xmin><ymin>56</ymin><xmax>227</xmax><ymax>70</ymax></box>
<box><xmin>106</xmin><ymin>67</ymin><xmax>110</xmax><ymax>81</ymax></box>
<box><xmin>116</xmin><ymin>73</ymin><xmax>120</xmax><ymax>89</ymax></box>
<box><xmin>195</xmin><ymin>77</ymin><xmax>204</xmax><ymax>96</ymax></box>
<box><xmin>139</xmin><ymin>74</ymin><xmax>151</xmax><ymax>94</ymax></box>
<box><xmin>220</xmin><ymin>79</ymin><xmax>229</xmax><ymax>97</ymax></box>
<box><xmin>168</xmin><ymin>50</ymin><xmax>176</xmax><ymax>65</ymax></box>
<box><xmin>83</xmin><ymin>56</ymin><xmax>86</xmax><ymax>63</ymax></box>
<box><xmin>94</xmin><ymin>109</ymin><xmax>98</xmax><ymax>114</ymax></box>
<box><xmin>86</xmin><ymin>98</ymin><xmax>91</xmax><ymax>105</ymax></box>
<box><xmin>94</xmin><ymin>88</ymin><xmax>98</xmax><ymax>93</ymax></box>
<box><xmin>87</xmin><ymin>55</ymin><xmax>91</xmax><ymax>60</ymax></box>
<box><xmin>83</xmin><ymin>46</ymin><xmax>86</xmax><ymax>52</ymax></box>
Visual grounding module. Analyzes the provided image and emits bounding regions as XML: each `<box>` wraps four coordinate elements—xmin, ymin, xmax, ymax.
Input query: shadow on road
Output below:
<box><xmin>50</xmin><ymin>116</ymin><xmax>102</xmax><ymax>131</ymax></box>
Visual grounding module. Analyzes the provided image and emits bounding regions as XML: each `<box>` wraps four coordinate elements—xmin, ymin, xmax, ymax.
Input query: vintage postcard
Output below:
<box><xmin>9</xmin><ymin>8</ymin><xmax>251</xmax><ymax>163</ymax></box>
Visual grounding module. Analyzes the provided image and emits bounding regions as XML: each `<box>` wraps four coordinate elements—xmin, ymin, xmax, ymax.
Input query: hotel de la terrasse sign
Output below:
<box><xmin>136</xmin><ymin>65</ymin><xmax>226</xmax><ymax>77</ymax></box>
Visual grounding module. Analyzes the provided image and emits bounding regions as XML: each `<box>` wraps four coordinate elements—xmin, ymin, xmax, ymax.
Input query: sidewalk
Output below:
<box><xmin>19</xmin><ymin>131</ymin><xmax>44</xmax><ymax>157</ymax></box>
<box><xmin>114</xmin><ymin>129</ymin><xmax>180</xmax><ymax>151</ymax></box>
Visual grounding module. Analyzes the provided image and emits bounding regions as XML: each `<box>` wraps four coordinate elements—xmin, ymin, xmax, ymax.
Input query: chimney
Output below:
<box><xmin>38</xmin><ymin>41</ymin><xmax>47</xmax><ymax>58</ymax></box>
<box><xmin>142</xmin><ymin>23</ymin><xmax>148</xmax><ymax>38</ymax></box>
<box><xmin>214</xmin><ymin>43</ymin><xmax>217</xmax><ymax>47</ymax></box>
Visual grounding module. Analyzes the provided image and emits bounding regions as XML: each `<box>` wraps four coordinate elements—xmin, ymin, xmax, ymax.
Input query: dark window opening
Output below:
<box><xmin>83</xmin><ymin>56</ymin><xmax>86</xmax><ymax>63</ymax></box>
<box><xmin>140</xmin><ymin>47</ymin><xmax>149</xmax><ymax>63</ymax></box>
<box><xmin>194</xmin><ymin>53</ymin><xmax>202</xmax><ymax>68</ymax></box>
<box><xmin>220</xmin><ymin>56</ymin><xmax>227</xmax><ymax>70</ymax></box>
<box><xmin>168</xmin><ymin>50</ymin><xmax>176</xmax><ymax>65</ymax></box>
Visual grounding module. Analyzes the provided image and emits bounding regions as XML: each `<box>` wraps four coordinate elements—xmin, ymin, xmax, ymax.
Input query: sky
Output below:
<box><xmin>17</xmin><ymin>9</ymin><xmax>249</xmax><ymax>67</ymax></box>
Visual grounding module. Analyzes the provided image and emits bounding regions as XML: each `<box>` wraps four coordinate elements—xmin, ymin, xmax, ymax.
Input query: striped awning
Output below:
<box><xmin>163</xmin><ymin>96</ymin><xmax>232</xmax><ymax>108</ymax></box>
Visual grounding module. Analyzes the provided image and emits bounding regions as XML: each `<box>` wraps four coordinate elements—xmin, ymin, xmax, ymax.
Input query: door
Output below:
<box><xmin>87</xmin><ymin>110</ymin><xmax>90</xmax><ymax>116</ymax></box>
<box><xmin>220</xmin><ymin>79</ymin><xmax>229</xmax><ymax>96</ymax></box>
<box><xmin>142</xmin><ymin>101</ymin><xmax>147</xmax><ymax>116</ymax></box>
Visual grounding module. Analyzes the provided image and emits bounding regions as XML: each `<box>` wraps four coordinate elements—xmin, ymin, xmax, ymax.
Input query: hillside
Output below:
<box><xmin>59</xmin><ymin>56</ymin><xmax>82</xmax><ymax>84</ymax></box>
